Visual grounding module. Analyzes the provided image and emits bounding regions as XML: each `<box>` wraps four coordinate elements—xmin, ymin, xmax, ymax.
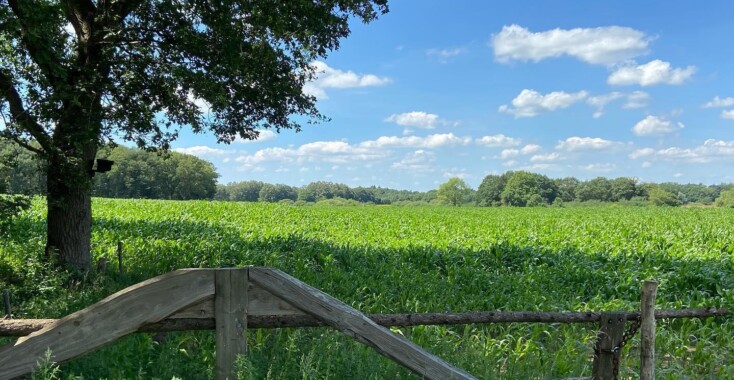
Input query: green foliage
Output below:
<box><xmin>610</xmin><ymin>177</ymin><xmax>638</xmax><ymax>201</ymax></box>
<box><xmin>576</xmin><ymin>177</ymin><xmax>613</xmax><ymax>202</ymax></box>
<box><xmin>258</xmin><ymin>184</ymin><xmax>298</xmax><ymax>203</ymax></box>
<box><xmin>0</xmin><ymin>140</ymin><xmax>45</xmax><ymax>195</ymax></box>
<box><xmin>436</xmin><ymin>177</ymin><xmax>472</xmax><ymax>206</ymax></box>
<box><xmin>501</xmin><ymin>171</ymin><xmax>557</xmax><ymax>206</ymax></box>
<box><xmin>648</xmin><ymin>187</ymin><xmax>681</xmax><ymax>206</ymax></box>
<box><xmin>715</xmin><ymin>189</ymin><xmax>734</xmax><ymax>208</ymax></box>
<box><xmin>554</xmin><ymin>177</ymin><xmax>580</xmax><ymax>202</ymax></box>
<box><xmin>94</xmin><ymin>146</ymin><xmax>218</xmax><ymax>200</ymax></box>
<box><xmin>31</xmin><ymin>349</ymin><xmax>61</xmax><ymax>380</ymax></box>
<box><xmin>476</xmin><ymin>172</ymin><xmax>511</xmax><ymax>206</ymax></box>
<box><xmin>2</xmin><ymin>200</ymin><xmax>734</xmax><ymax>378</ymax></box>
<box><xmin>0</xmin><ymin>193</ymin><xmax>31</xmax><ymax>228</ymax></box>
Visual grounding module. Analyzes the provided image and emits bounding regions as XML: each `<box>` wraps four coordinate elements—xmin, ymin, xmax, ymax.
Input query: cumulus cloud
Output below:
<box><xmin>499</xmin><ymin>144</ymin><xmax>541</xmax><ymax>158</ymax></box>
<box><xmin>702</xmin><ymin>96</ymin><xmax>734</xmax><ymax>108</ymax></box>
<box><xmin>499</xmin><ymin>89</ymin><xmax>588</xmax><ymax>117</ymax></box>
<box><xmin>632</xmin><ymin>115</ymin><xmax>684</xmax><ymax>136</ymax></box>
<box><xmin>556</xmin><ymin>137</ymin><xmax>619</xmax><ymax>151</ymax></box>
<box><xmin>385</xmin><ymin>111</ymin><xmax>444</xmax><ymax>129</ymax></box>
<box><xmin>303</xmin><ymin>61</ymin><xmax>391</xmax><ymax>99</ymax></box>
<box><xmin>629</xmin><ymin>148</ymin><xmax>655</xmax><ymax>159</ymax></box>
<box><xmin>235</xmin><ymin>129</ymin><xmax>277</xmax><ymax>143</ymax></box>
<box><xmin>173</xmin><ymin>146</ymin><xmax>233</xmax><ymax>157</ymax></box>
<box><xmin>391</xmin><ymin>150</ymin><xmax>436</xmax><ymax>172</ymax></box>
<box><xmin>530</xmin><ymin>152</ymin><xmax>561</xmax><ymax>162</ymax></box>
<box><xmin>475</xmin><ymin>134</ymin><xmax>521</xmax><ymax>147</ymax></box>
<box><xmin>361</xmin><ymin>133</ymin><xmax>472</xmax><ymax>149</ymax></box>
<box><xmin>608</xmin><ymin>60</ymin><xmax>696</xmax><ymax>86</ymax></box>
<box><xmin>722</xmin><ymin>110</ymin><xmax>734</xmax><ymax>120</ymax></box>
<box><xmin>583</xmin><ymin>163</ymin><xmax>617</xmax><ymax>172</ymax></box>
<box><xmin>632</xmin><ymin>139</ymin><xmax>734</xmax><ymax>164</ymax></box>
<box><xmin>491</xmin><ymin>24</ymin><xmax>650</xmax><ymax>65</ymax></box>
<box><xmin>623</xmin><ymin>91</ymin><xmax>651</xmax><ymax>109</ymax></box>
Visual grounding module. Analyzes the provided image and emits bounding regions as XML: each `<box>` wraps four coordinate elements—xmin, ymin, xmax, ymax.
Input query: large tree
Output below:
<box><xmin>0</xmin><ymin>0</ymin><xmax>388</xmax><ymax>270</ymax></box>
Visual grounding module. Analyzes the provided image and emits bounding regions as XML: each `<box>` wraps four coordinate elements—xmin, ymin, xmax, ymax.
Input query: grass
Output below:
<box><xmin>1</xmin><ymin>198</ymin><xmax>733</xmax><ymax>379</ymax></box>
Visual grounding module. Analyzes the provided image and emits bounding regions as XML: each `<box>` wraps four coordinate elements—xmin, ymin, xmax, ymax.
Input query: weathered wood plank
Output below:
<box><xmin>249</xmin><ymin>267</ymin><xmax>476</xmax><ymax>380</ymax></box>
<box><xmin>0</xmin><ymin>269</ymin><xmax>215</xmax><ymax>380</ymax></box>
<box><xmin>592</xmin><ymin>312</ymin><xmax>626</xmax><ymax>380</ymax></box>
<box><xmin>248</xmin><ymin>281</ymin><xmax>305</xmax><ymax>316</ymax></box>
<box><xmin>640</xmin><ymin>281</ymin><xmax>657</xmax><ymax>380</ymax></box>
<box><xmin>215</xmin><ymin>268</ymin><xmax>248</xmax><ymax>380</ymax></box>
<box><xmin>2</xmin><ymin>307</ymin><xmax>729</xmax><ymax>336</ymax></box>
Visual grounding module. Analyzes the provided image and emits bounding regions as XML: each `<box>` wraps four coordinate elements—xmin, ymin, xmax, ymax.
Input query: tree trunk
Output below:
<box><xmin>45</xmin><ymin>149</ymin><xmax>96</xmax><ymax>272</ymax></box>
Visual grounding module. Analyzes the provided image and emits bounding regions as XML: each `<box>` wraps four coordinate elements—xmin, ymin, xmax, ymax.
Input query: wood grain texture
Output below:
<box><xmin>592</xmin><ymin>312</ymin><xmax>626</xmax><ymax>380</ymax></box>
<box><xmin>249</xmin><ymin>267</ymin><xmax>476</xmax><ymax>380</ymax></box>
<box><xmin>215</xmin><ymin>268</ymin><xmax>248</xmax><ymax>380</ymax></box>
<box><xmin>640</xmin><ymin>281</ymin><xmax>658</xmax><ymax>380</ymax></box>
<box><xmin>0</xmin><ymin>269</ymin><xmax>215</xmax><ymax>380</ymax></box>
<box><xmin>2</xmin><ymin>307</ymin><xmax>729</xmax><ymax>336</ymax></box>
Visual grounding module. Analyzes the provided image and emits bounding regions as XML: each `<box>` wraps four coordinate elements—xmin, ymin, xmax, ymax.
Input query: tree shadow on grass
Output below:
<box><xmin>3</xmin><ymin>212</ymin><xmax>734</xmax><ymax>379</ymax></box>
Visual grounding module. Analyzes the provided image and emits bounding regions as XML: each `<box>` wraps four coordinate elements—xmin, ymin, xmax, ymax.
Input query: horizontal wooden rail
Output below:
<box><xmin>2</xmin><ymin>307</ymin><xmax>728</xmax><ymax>337</ymax></box>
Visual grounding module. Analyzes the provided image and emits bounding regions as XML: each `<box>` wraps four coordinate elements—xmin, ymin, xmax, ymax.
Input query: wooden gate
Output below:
<box><xmin>0</xmin><ymin>267</ymin><xmax>475</xmax><ymax>380</ymax></box>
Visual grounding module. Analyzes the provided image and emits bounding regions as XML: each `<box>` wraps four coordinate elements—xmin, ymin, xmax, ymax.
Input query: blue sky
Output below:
<box><xmin>173</xmin><ymin>1</ymin><xmax>734</xmax><ymax>191</ymax></box>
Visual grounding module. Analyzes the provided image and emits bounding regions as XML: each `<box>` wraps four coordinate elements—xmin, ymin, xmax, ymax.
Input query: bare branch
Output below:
<box><xmin>0</xmin><ymin>132</ymin><xmax>45</xmax><ymax>155</ymax></box>
<box><xmin>0</xmin><ymin>70</ymin><xmax>52</xmax><ymax>153</ymax></box>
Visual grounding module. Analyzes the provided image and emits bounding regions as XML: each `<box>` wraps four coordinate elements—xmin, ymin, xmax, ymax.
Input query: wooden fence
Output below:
<box><xmin>0</xmin><ymin>267</ymin><xmax>730</xmax><ymax>380</ymax></box>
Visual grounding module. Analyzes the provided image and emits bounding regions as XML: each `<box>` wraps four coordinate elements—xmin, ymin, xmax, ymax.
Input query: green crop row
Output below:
<box><xmin>1</xmin><ymin>199</ymin><xmax>733</xmax><ymax>379</ymax></box>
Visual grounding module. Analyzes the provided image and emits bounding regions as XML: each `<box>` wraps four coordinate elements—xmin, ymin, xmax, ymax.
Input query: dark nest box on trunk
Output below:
<box><xmin>92</xmin><ymin>159</ymin><xmax>114</xmax><ymax>176</ymax></box>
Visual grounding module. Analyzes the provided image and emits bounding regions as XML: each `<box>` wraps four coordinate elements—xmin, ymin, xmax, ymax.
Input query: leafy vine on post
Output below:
<box><xmin>0</xmin><ymin>0</ymin><xmax>388</xmax><ymax>271</ymax></box>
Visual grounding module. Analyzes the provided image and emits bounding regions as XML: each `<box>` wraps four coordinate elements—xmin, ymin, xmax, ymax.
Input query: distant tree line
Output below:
<box><xmin>470</xmin><ymin>171</ymin><xmax>733</xmax><ymax>207</ymax></box>
<box><xmin>3</xmin><ymin>139</ymin><xmax>733</xmax><ymax>207</ymax></box>
<box><xmin>1</xmin><ymin>141</ymin><xmax>218</xmax><ymax>200</ymax></box>
<box><xmin>214</xmin><ymin>180</ymin><xmax>438</xmax><ymax>205</ymax></box>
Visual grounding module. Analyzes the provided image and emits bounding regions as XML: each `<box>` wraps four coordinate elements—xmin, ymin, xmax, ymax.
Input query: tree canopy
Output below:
<box><xmin>0</xmin><ymin>0</ymin><xmax>388</xmax><ymax>270</ymax></box>
<box><xmin>437</xmin><ymin>177</ymin><xmax>472</xmax><ymax>206</ymax></box>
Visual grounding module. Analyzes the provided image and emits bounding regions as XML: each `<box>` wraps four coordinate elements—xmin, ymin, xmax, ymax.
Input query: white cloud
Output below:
<box><xmin>644</xmin><ymin>139</ymin><xmax>734</xmax><ymax>163</ymax></box>
<box><xmin>632</xmin><ymin>115</ymin><xmax>684</xmax><ymax>136</ymax></box>
<box><xmin>702</xmin><ymin>96</ymin><xmax>734</xmax><ymax>108</ymax></box>
<box><xmin>235</xmin><ymin>129</ymin><xmax>277</xmax><ymax>143</ymax></box>
<box><xmin>641</xmin><ymin>161</ymin><xmax>653</xmax><ymax>168</ymax></box>
<box><xmin>499</xmin><ymin>89</ymin><xmax>588</xmax><ymax>117</ymax></box>
<box><xmin>491</xmin><ymin>24</ymin><xmax>650</xmax><ymax>65</ymax></box>
<box><xmin>608</xmin><ymin>60</ymin><xmax>696</xmax><ymax>86</ymax></box>
<box><xmin>360</xmin><ymin>133</ymin><xmax>472</xmax><ymax>149</ymax></box>
<box><xmin>530</xmin><ymin>152</ymin><xmax>561</xmax><ymax>162</ymax></box>
<box><xmin>556</xmin><ymin>137</ymin><xmax>619</xmax><ymax>151</ymax></box>
<box><xmin>427</xmin><ymin>47</ymin><xmax>467</xmax><ymax>61</ymax></box>
<box><xmin>392</xmin><ymin>150</ymin><xmax>436</xmax><ymax>172</ymax></box>
<box><xmin>173</xmin><ymin>146</ymin><xmax>233</xmax><ymax>157</ymax></box>
<box><xmin>303</xmin><ymin>61</ymin><xmax>391</xmax><ymax>99</ymax></box>
<box><xmin>475</xmin><ymin>134</ymin><xmax>521</xmax><ymax>147</ymax></box>
<box><xmin>722</xmin><ymin>110</ymin><xmax>734</xmax><ymax>120</ymax></box>
<box><xmin>235</xmin><ymin>140</ymin><xmax>387</xmax><ymax>167</ymax></box>
<box><xmin>385</xmin><ymin>111</ymin><xmax>442</xmax><ymax>129</ymax></box>
<box><xmin>583</xmin><ymin>163</ymin><xmax>617</xmax><ymax>172</ymax></box>
<box><xmin>586</xmin><ymin>92</ymin><xmax>624</xmax><ymax>118</ymax></box>
<box><xmin>629</xmin><ymin>148</ymin><xmax>655</xmax><ymax>159</ymax></box>
<box><xmin>623</xmin><ymin>91</ymin><xmax>650</xmax><ymax>109</ymax></box>
<box><xmin>499</xmin><ymin>144</ymin><xmax>540</xmax><ymax>158</ymax></box>
<box><xmin>521</xmin><ymin>144</ymin><xmax>541</xmax><ymax>154</ymax></box>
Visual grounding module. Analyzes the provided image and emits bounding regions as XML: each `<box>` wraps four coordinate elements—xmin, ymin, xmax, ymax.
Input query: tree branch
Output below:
<box><xmin>102</xmin><ymin>0</ymin><xmax>143</xmax><ymax>26</ymax></box>
<box><xmin>0</xmin><ymin>70</ymin><xmax>52</xmax><ymax>153</ymax></box>
<box><xmin>7</xmin><ymin>0</ymin><xmax>67</xmax><ymax>89</ymax></box>
<box><xmin>62</xmin><ymin>0</ymin><xmax>97</xmax><ymax>42</ymax></box>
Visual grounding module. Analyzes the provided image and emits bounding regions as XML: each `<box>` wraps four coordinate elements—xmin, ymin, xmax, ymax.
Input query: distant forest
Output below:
<box><xmin>2</xmin><ymin>141</ymin><xmax>733</xmax><ymax>207</ymax></box>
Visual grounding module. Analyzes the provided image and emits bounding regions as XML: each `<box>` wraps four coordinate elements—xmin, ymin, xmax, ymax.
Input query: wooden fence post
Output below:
<box><xmin>592</xmin><ymin>312</ymin><xmax>626</xmax><ymax>380</ymax></box>
<box><xmin>3</xmin><ymin>289</ymin><xmax>10</xmax><ymax>318</ymax></box>
<box><xmin>215</xmin><ymin>268</ymin><xmax>248</xmax><ymax>380</ymax></box>
<box><xmin>117</xmin><ymin>241</ymin><xmax>124</xmax><ymax>273</ymax></box>
<box><xmin>640</xmin><ymin>281</ymin><xmax>657</xmax><ymax>380</ymax></box>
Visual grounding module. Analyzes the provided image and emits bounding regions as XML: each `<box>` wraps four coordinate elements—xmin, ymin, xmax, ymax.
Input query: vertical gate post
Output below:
<box><xmin>592</xmin><ymin>312</ymin><xmax>626</xmax><ymax>380</ymax></box>
<box><xmin>215</xmin><ymin>268</ymin><xmax>249</xmax><ymax>380</ymax></box>
<box><xmin>640</xmin><ymin>281</ymin><xmax>658</xmax><ymax>380</ymax></box>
